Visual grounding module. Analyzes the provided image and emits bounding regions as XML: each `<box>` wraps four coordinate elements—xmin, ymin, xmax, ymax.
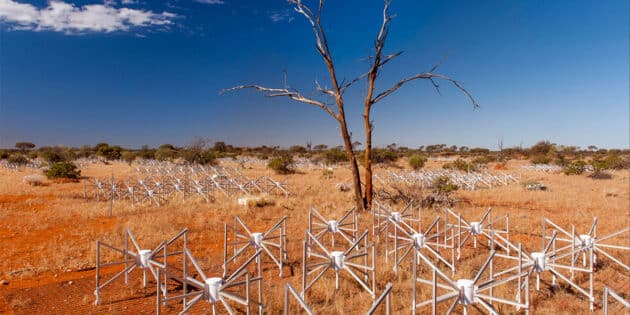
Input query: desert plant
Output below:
<box><xmin>15</xmin><ymin>142</ymin><xmax>35</xmax><ymax>152</ymax></box>
<box><xmin>322</xmin><ymin>148</ymin><xmax>348</xmax><ymax>164</ymax></box>
<box><xmin>530</xmin><ymin>154</ymin><xmax>552</xmax><ymax>165</ymax></box>
<box><xmin>443</xmin><ymin>158</ymin><xmax>475</xmax><ymax>172</ymax></box>
<box><xmin>121</xmin><ymin>151</ymin><xmax>137</xmax><ymax>165</ymax></box>
<box><xmin>370</xmin><ymin>149</ymin><xmax>399</xmax><ymax>164</ymax></box>
<box><xmin>433</xmin><ymin>175</ymin><xmax>459</xmax><ymax>195</ymax></box>
<box><xmin>0</xmin><ymin>150</ymin><xmax>10</xmax><ymax>159</ymax></box>
<box><xmin>45</xmin><ymin>162</ymin><xmax>81</xmax><ymax>179</ymax></box>
<box><xmin>267</xmin><ymin>156</ymin><xmax>294</xmax><ymax>174</ymax></box>
<box><xmin>97</xmin><ymin>145</ymin><xmax>122</xmax><ymax>160</ymax></box>
<box><xmin>564</xmin><ymin>160</ymin><xmax>587</xmax><ymax>175</ymax></box>
<box><xmin>408</xmin><ymin>154</ymin><xmax>427</xmax><ymax>170</ymax></box>
<box><xmin>40</xmin><ymin>150</ymin><xmax>66</xmax><ymax>164</ymax></box>
<box><xmin>7</xmin><ymin>154</ymin><xmax>28</xmax><ymax>165</ymax></box>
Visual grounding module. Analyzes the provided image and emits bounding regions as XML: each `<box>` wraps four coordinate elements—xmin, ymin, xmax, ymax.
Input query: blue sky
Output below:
<box><xmin>0</xmin><ymin>0</ymin><xmax>628</xmax><ymax>149</ymax></box>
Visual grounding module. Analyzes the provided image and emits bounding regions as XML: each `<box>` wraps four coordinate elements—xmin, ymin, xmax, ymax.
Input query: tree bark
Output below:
<box><xmin>337</xmin><ymin>111</ymin><xmax>365</xmax><ymax>212</ymax></box>
<box><xmin>363</xmin><ymin>107</ymin><xmax>373</xmax><ymax>210</ymax></box>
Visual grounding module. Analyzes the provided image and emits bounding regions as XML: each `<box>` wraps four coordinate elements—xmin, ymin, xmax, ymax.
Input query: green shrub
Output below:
<box><xmin>41</xmin><ymin>150</ymin><xmax>66</xmax><ymax>164</ymax></box>
<box><xmin>371</xmin><ymin>149</ymin><xmax>399</xmax><ymax>164</ymax></box>
<box><xmin>122</xmin><ymin>151</ymin><xmax>137</xmax><ymax>165</ymax></box>
<box><xmin>408</xmin><ymin>155</ymin><xmax>427</xmax><ymax>170</ymax></box>
<box><xmin>0</xmin><ymin>150</ymin><xmax>9</xmax><ymax>159</ymax></box>
<box><xmin>471</xmin><ymin>155</ymin><xmax>494</xmax><ymax>165</ymax></box>
<box><xmin>97</xmin><ymin>145</ymin><xmax>122</xmax><ymax>160</ymax></box>
<box><xmin>7</xmin><ymin>154</ymin><xmax>28</xmax><ymax>165</ymax></box>
<box><xmin>433</xmin><ymin>176</ymin><xmax>459</xmax><ymax>194</ymax></box>
<box><xmin>323</xmin><ymin>148</ymin><xmax>348</xmax><ymax>164</ymax></box>
<box><xmin>564</xmin><ymin>160</ymin><xmax>586</xmax><ymax>175</ymax></box>
<box><xmin>45</xmin><ymin>162</ymin><xmax>81</xmax><ymax>179</ymax></box>
<box><xmin>530</xmin><ymin>155</ymin><xmax>552</xmax><ymax>165</ymax></box>
<box><xmin>155</xmin><ymin>146</ymin><xmax>177</xmax><ymax>161</ymax></box>
<box><xmin>267</xmin><ymin>156</ymin><xmax>294</xmax><ymax>174</ymax></box>
<box><xmin>27</xmin><ymin>151</ymin><xmax>39</xmax><ymax>159</ymax></box>
<box><xmin>599</xmin><ymin>154</ymin><xmax>627</xmax><ymax>170</ymax></box>
<box><xmin>443</xmin><ymin>158</ymin><xmax>475</xmax><ymax>172</ymax></box>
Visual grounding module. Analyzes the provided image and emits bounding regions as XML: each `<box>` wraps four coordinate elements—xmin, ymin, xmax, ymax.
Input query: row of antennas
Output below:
<box><xmin>84</xmin><ymin>174</ymin><xmax>289</xmax><ymax>207</ymax></box>
<box><xmin>371</xmin><ymin>201</ymin><xmax>629</xmax><ymax>313</ymax></box>
<box><xmin>93</xmin><ymin>201</ymin><xmax>628</xmax><ymax>314</ymax></box>
<box><xmin>94</xmin><ymin>211</ymin><xmax>392</xmax><ymax>314</ymax></box>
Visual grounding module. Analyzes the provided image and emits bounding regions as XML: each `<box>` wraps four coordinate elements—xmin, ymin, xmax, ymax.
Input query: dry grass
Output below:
<box><xmin>0</xmin><ymin>158</ymin><xmax>628</xmax><ymax>314</ymax></box>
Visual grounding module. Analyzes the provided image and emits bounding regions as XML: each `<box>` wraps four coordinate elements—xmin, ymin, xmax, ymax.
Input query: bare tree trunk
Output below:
<box><xmin>363</xmin><ymin>107</ymin><xmax>373</xmax><ymax>210</ymax></box>
<box><xmin>338</xmin><ymin>111</ymin><xmax>364</xmax><ymax>211</ymax></box>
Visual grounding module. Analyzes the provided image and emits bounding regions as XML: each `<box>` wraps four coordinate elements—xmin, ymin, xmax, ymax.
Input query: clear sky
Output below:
<box><xmin>0</xmin><ymin>0</ymin><xmax>628</xmax><ymax>150</ymax></box>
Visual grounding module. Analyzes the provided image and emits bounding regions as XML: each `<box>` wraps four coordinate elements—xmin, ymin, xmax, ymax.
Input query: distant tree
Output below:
<box><xmin>155</xmin><ymin>144</ymin><xmax>177</xmax><ymax>161</ymax></box>
<box><xmin>15</xmin><ymin>142</ymin><xmax>35</xmax><ymax>152</ymax></box>
<box><xmin>213</xmin><ymin>141</ymin><xmax>228</xmax><ymax>153</ymax></box>
<box><xmin>122</xmin><ymin>151</ymin><xmax>137</xmax><ymax>165</ymax></box>
<box><xmin>408</xmin><ymin>154</ymin><xmax>427</xmax><ymax>170</ymax></box>
<box><xmin>97</xmin><ymin>144</ymin><xmax>122</xmax><ymax>160</ymax></box>
<box><xmin>352</xmin><ymin>141</ymin><xmax>362</xmax><ymax>150</ymax></box>
<box><xmin>530</xmin><ymin>140</ymin><xmax>555</xmax><ymax>156</ymax></box>
<box><xmin>313</xmin><ymin>144</ymin><xmax>328</xmax><ymax>151</ymax></box>
<box><xmin>290</xmin><ymin>145</ymin><xmax>307</xmax><ymax>154</ymax></box>
<box><xmin>138</xmin><ymin>145</ymin><xmax>155</xmax><ymax>160</ymax></box>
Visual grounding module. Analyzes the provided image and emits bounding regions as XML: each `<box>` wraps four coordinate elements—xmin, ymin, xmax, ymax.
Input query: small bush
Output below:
<box><xmin>471</xmin><ymin>155</ymin><xmax>495</xmax><ymax>165</ymax></box>
<box><xmin>23</xmin><ymin>174</ymin><xmax>45</xmax><ymax>186</ymax></box>
<box><xmin>408</xmin><ymin>155</ymin><xmax>427</xmax><ymax>170</ymax></box>
<box><xmin>322</xmin><ymin>148</ymin><xmax>348</xmax><ymax>164</ymax></box>
<box><xmin>27</xmin><ymin>151</ymin><xmax>39</xmax><ymax>159</ymax></box>
<box><xmin>7</xmin><ymin>154</ymin><xmax>28</xmax><ymax>165</ymax></box>
<box><xmin>40</xmin><ymin>150</ymin><xmax>66</xmax><ymax>164</ymax></box>
<box><xmin>564</xmin><ymin>160</ymin><xmax>587</xmax><ymax>175</ymax></box>
<box><xmin>371</xmin><ymin>149</ymin><xmax>399</xmax><ymax>164</ymax></box>
<box><xmin>530</xmin><ymin>155</ymin><xmax>552</xmax><ymax>165</ymax></box>
<box><xmin>0</xmin><ymin>150</ymin><xmax>9</xmax><ymax>159</ymax></box>
<box><xmin>433</xmin><ymin>176</ymin><xmax>459</xmax><ymax>194</ymax></box>
<box><xmin>593</xmin><ymin>154</ymin><xmax>628</xmax><ymax>171</ymax></box>
<box><xmin>443</xmin><ymin>158</ymin><xmax>475</xmax><ymax>172</ymax></box>
<box><xmin>267</xmin><ymin>156</ymin><xmax>294</xmax><ymax>174</ymax></box>
<box><xmin>45</xmin><ymin>162</ymin><xmax>81</xmax><ymax>179</ymax></box>
<box><xmin>122</xmin><ymin>151</ymin><xmax>137</xmax><ymax>165</ymax></box>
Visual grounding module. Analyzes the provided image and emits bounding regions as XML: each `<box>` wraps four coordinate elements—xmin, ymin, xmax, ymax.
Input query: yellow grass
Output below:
<box><xmin>0</xmin><ymin>158</ymin><xmax>628</xmax><ymax>314</ymax></box>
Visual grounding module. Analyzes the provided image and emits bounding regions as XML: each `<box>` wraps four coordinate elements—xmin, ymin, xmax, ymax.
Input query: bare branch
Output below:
<box><xmin>372</xmin><ymin>72</ymin><xmax>479</xmax><ymax>108</ymax></box>
<box><xmin>221</xmin><ymin>84</ymin><xmax>337</xmax><ymax>119</ymax></box>
<box><xmin>338</xmin><ymin>50</ymin><xmax>403</xmax><ymax>94</ymax></box>
<box><xmin>315</xmin><ymin>80</ymin><xmax>335</xmax><ymax>97</ymax></box>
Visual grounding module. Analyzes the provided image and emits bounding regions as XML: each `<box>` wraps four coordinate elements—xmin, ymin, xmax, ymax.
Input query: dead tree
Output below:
<box><xmin>224</xmin><ymin>0</ymin><xmax>478</xmax><ymax>211</ymax></box>
<box><xmin>361</xmin><ymin>0</ymin><xmax>478</xmax><ymax>209</ymax></box>
<box><xmin>223</xmin><ymin>0</ymin><xmax>365</xmax><ymax>211</ymax></box>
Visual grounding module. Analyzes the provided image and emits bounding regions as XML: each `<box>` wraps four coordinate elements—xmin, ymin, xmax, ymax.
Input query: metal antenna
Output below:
<box><xmin>302</xmin><ymin>230</ymin><xmax>376</xmax><ymax>299</ymax></box>
<box><xmin>412</xmin><ymin>250</ymin><xmax>529</xmax><ymax>315</ymax></box>
<box><xmin>308</xmin><ymin>207</ymin><xmax>358</xmax><ymax>250</ymax></box>
<box><xmin>372</xmin><ymin>200</ymin><xmax>421</xmax><ymax>241</ymax></box>
<box><xmin>386</xmin><ymin>214</ymin><xmax>455</xmax><ymax>275</ymax></box>
<box><xmin>94</xmin><ymin>228</ymin><xmax>188</xmax><ymax>305</ymax></box>
<box><xmin>443</xmin><ymin>208</ymin><xmax>511</xmax><ymax>260</ymax></box>
<box><xmin>224</xmin><ymin>216</ymin><xmax>289</xmax><ymax>277</ymax></box>
<box><xmin>157</xmin><ymin>247</ymin><xmax>264</xmax><ymax>315</ymax></box>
